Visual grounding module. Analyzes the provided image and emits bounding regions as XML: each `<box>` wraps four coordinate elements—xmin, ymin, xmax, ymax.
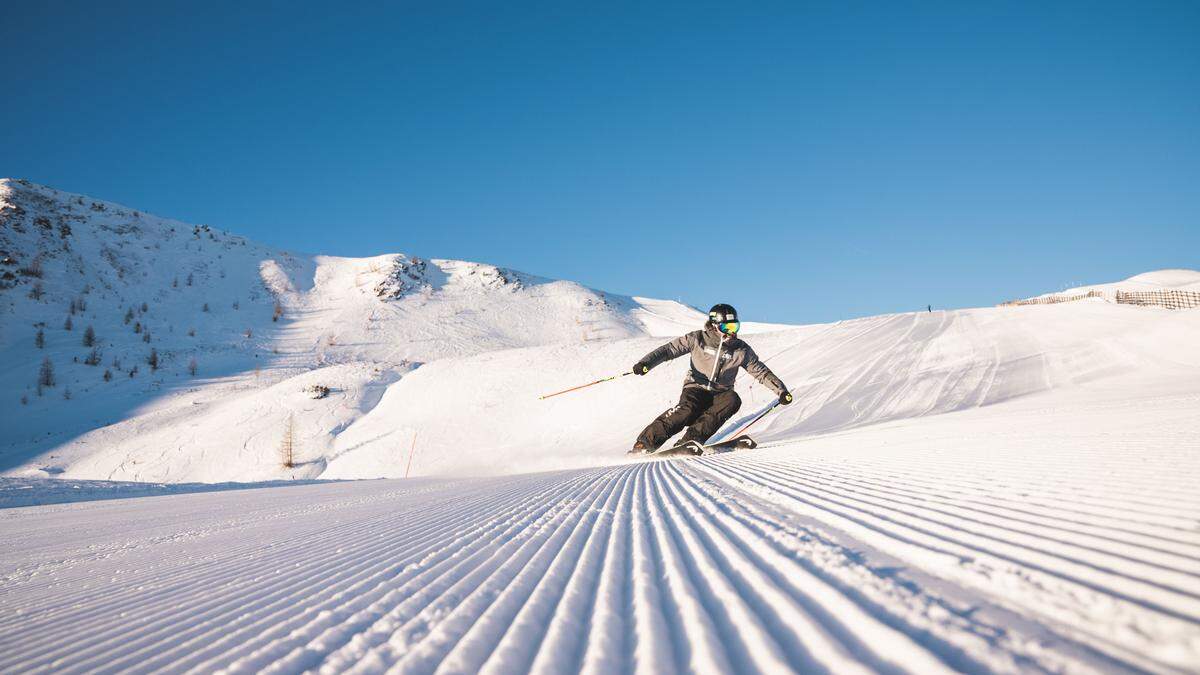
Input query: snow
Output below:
<box><xmin>2</xmin><ymin>387</ymin><xmax>1196</xmax><ymax>672</ymax></box>
<box><xmin>2</xmin><ymin>178</ymin><xmax>1199</xmax><ymax>671</ymax></box>
<box><xmin>1043</xmin><ymin>268</ymin><xmax>1200</xmax><ymax>298</ymax></box>
<box><xmin>323</xmin><ymin>301</ymin><xmax>1200</xmax><ymax>479</ymax></box>
<box><xmin>0</xmin><ymin>179</ymin><xmax>702</xmax><ymax>481</ymax></box>
<box><xmin>0</xmin><ymin>476</ymin><xmax>335</xmax><ymax>508</ymax></box>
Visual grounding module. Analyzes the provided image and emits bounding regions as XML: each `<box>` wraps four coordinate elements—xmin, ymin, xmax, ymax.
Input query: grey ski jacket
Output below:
<box><xmin>639</xmin><ymin>325</ymin><xmax>786</xmax><ymax>396</ymax></box>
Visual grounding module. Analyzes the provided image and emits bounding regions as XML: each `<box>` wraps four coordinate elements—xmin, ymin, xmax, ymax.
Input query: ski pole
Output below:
<box><xmin>726</xmin><ymin>399</ymin><xmax>783</xmax><ymax>438</ymax></box>
<box><xmin>538</xmin><ymin>371</ymin><xmax>633</xmax><ymax>400</ymax></box>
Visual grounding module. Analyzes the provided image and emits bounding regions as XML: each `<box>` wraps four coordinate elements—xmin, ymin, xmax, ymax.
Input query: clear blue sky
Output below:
<box><xmin>3</xmin><ymin>1</ymin><xmax>1197</xmax><ymax>323</ymax></box>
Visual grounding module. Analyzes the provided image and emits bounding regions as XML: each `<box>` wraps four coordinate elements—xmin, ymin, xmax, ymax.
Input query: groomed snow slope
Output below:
<box><xmin>2</xmin><ymin>382</ymin><xmax>1197</xmax><ymax>673</ymax></box>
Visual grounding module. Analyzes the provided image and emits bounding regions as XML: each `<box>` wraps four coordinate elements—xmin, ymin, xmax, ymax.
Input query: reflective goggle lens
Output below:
<box><xmin>719</xmin><ymin>321</ymin><xmax>740</xmax><ymax>334</ymax></box>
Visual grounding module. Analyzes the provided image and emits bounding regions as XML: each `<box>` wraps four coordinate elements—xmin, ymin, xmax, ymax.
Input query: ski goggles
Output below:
<box><xmin>717</xmin><ymin>320</ymin><xmax>741</xmax><ymax>335</ymax></box>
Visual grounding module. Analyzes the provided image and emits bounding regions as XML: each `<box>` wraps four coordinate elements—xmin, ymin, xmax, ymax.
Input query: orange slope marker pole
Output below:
<box><xmin>405</xmin><ymin>430</ymin><xmax>418</xmax><ymax>479</ymax></box>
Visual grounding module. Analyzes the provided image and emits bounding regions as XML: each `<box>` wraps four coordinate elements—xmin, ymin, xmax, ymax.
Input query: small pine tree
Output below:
<box><xmin>187</xmin><ymin>327</ymin><xmax>196</xmax><ymax>337</ymax></box>
<box><xmin>188</xmin><ymin>357</ymin><xmax>198</xmax><ymax>376</ymax></box>
<box><xmin>280</xmin><ymin>414</ymin><xmax>295</xmax><ymax>468</ymax></box>
<box><xmin>63</xmin><ymin>387</ymin><xmax>71</xmax><ymax>400</ymax></box>
<box><xmin>112</xmin><ymin>356</ymin><xmax>122</xmax><ymax>369</ymax></box>
<box><xmin>103</xmin><ymin>369</ymin><xmax>113</xmax><ymax>381</ymax></box>
<box><xmin>187</xmin><ymin>272</ymin><xmax>194</xmax><ymax>286</ymax></box>
<box><xmin>124</xmin><ymin>308</ymin><xmax>134</xmax><ymax>324</ymax></box>
<box><xmin>29</xmin><ymin>282</ymin><xmax>44</xmax><ymax>300</ymax></box>
<box><xmin>143</xmin><ymin>331</ymin><xmax>151</xmax><ymax>343</ymax></box>
<box><xmin>35</xmin><ymin>328</ymin><xmax>45</xmax><ymax>349</ymax></box>
<box><xmin>134</xmin><ymin>321</ymin><xmax>142</xmax><ymax>334</ymax></box>
<box><xmin>77</xmin><ymin>296</ymin><xmax>87</xmax><ymax>311</ymax></box>
<box><xmin>23</xmin><ymin>257</ymin><xmax>43</xmax><ymax>278</ymax></box>
<box><xmin>232</xmin><ymin>300</ymin><xmax>239</xmax><ymax>310</ymax></box>
<box><xmin>148</xmin><ymin>348</ymin><xmax>158</xmax><ymax>371</ymax></box>
<box><xmin>85</xmin><ymin>347</ymin><xmax>101</xmax><ymax>366</ymax></box>
<box><xmin>202</xmin><ymin>302</ymin><xmax>210</xmax><ymax>313</ymax></box>
<box><xmin>64</xmin><ymin>315</ymin><xmax>73</xmax><ymax>331</ymax></box>
<box><xmin>69</xmin><ymin>298</ymin><xmax>78</xmax><ymax>315</ymax></box>
<box><xmin>83</xmin><ymin>325</ymin><xmax>96</xmax><ymax>347</ymax></box>
<box><xmin>273</xmin><ymin>300</ymin><xmax>283</xmax><ymax>322</ymax></box>
<box><xmin>38</xmin><ymin>357</ymin><xmax>55</xmax><ymax>388</ymax></box>
<box><xmin>129</xmin><ymin>365</ymin><xmax>138</xmax><ymax>378</ymax></box>
<box><xmin>172</xmin><ymin>276</ymin><xmax>179</xmax><ymax>288</ymax></box>
<box><xmin>20</xmin><ymin>394</ymin><xmax>29</xmax><ymax>405</ymax></box>
<box><xmin>140</xmin><ymin>302</ymin><xmax>148</xmax><ymax>313</ymax></box>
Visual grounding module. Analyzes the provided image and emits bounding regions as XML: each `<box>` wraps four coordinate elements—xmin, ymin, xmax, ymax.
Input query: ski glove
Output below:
<box><xmin>779</xmin><ymin>391</ymin><xmax>793</xmax><ymax>405</ymax></box>
<box><xmin>632</xmin><ymin>361</ymin><xmax>651</xmax><ymax>376</ymax></box>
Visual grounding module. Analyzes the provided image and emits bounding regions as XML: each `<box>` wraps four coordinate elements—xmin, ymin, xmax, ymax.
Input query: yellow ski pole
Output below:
<box><xmin>538</xmin><ymin>371</ymin><xmax>633</xmax><ymax>400</ymax></box>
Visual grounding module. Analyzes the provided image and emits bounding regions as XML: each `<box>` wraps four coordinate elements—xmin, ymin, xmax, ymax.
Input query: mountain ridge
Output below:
<box><xmin>0</xmin><ymin>178</ymin><xmax>703</xmax><ymax>479</ymax></box>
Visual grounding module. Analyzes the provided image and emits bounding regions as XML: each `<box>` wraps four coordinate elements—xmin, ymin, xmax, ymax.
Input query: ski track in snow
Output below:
<box><xmin>4</xmin><ymin>439</ymin><xmax>1198</xmax><ymax>674</ymax></box>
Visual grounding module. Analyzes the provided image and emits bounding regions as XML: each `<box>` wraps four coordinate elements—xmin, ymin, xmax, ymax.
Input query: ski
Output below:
<box><xmin>650</xmin><ymin>440</ymin><xmax>705</xmax><ymax>458</ymax></box>
<box><xmin>640</xmin><ymin>434</ymin><xmax>758</xmax><ymax>460</ymax></box>
<box><xmin>702</xmin><ymin>433</ymin><xmax>757</xmax><ymax>452</ymax></box>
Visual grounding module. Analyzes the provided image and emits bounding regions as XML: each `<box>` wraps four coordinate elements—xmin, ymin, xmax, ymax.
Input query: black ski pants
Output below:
<box><xmin>637</xmin><ymin>386</ymin><xmax>742</xmax><ymax>449</ymax></box>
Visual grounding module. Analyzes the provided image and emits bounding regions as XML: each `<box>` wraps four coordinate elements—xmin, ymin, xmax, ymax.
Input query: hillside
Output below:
<box><xmin>1055</xmin><ymin>268</ymin><xmax>1200</xmax><ymax>296</ymax></box>
<box><xmin>0</xmin><ymin>178</ymin><xmax>701</xmax><ymax>480</ymax></box>
<box><xmin>3</xmin><ymin>177</ymin><xmax>1198</xmax><ymax>493</ymax></box>
<box><xmin>4</xmin><ymin>178</ymin><xmax>1200</xmax><ymax>484</ymax></box>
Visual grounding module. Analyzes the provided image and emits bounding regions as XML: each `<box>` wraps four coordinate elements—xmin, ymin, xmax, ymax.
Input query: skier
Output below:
<box><xmin>629</xmin><ymin>304</ymin><xmax>792</xmax><ymax>454</ymax></box>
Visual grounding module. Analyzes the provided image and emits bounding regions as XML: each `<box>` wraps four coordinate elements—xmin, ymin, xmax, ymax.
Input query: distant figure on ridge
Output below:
<box><xmin>629</xmin><ymin>304</ymin><xmax>791</xmax><ymax>455</ymax></box>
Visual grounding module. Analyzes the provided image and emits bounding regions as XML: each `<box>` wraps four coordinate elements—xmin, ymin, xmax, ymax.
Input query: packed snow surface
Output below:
<box><xmin>3</xmin><ymin>179</ymin><xmax>1199</xmax><ymax>672</ymax></box>
<box><xmin>3</xmin><ymin>387</ymin><xmax>1198</xmax><ymax>673</ymax></box>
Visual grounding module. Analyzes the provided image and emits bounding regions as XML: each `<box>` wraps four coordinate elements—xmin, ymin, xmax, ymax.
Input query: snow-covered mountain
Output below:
<box><xmin>4</xmin><ymin>178</ymin><xmax>1199</xmax><ymax>486</ymax></box>
<box><xmin>0</xmin><ymin>178</ymin><xmax>704</xmax><ymax>480</ymax></box>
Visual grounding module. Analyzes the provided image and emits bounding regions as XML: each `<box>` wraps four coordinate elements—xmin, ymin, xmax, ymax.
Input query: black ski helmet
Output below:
<box><xmin>708</xmin><ymin>303</ymin><xmax>738</xmax><ymax>324</ymax></box>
